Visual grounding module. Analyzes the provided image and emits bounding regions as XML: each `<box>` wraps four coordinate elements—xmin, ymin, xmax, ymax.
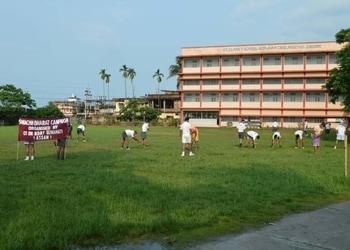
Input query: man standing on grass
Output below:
<box><xmin>334</xmin><ymin>123</ymin><xmax>346</xmax><ymax>149</ymax></box>
<box><xmin>121</xmin><ymin>129</ymin><xmax>142</xmax><ymax>150</ymax></box>
<box><xmin>141</xmin><ymin>120</ymin><xmax>150</xmax><ymax>146</ymax></box>
<box><xmin>237</xmin><ymin>119</ymin><xmax>246</xmax><ymax>148</ymax></box>
<box><xmin>191</xmin><ymin>125</ymin><xmax>199</xmax><ymax>151</ymax></box>
<box><xmin>180</xmin><ymin>117</ymin><xmax>194</xmax><ymax>157</ymax></box>
<box><xmin>312</xmin><ymin>122</ymin><xmax>325</xmax><ymax>154</ymax></box>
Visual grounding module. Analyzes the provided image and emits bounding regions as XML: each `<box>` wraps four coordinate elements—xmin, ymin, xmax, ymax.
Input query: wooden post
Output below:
<box><xmin>345</xmin><ymin>135</ymin><xmax>348</xmax><ymax>177</ymax></box>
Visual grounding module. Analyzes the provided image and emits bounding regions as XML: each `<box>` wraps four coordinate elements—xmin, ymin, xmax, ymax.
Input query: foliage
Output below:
<box><xmin>0</xmin><ymin>84</ymin><xmax>37</xmax><ymax>124</ymax></box>
<box><xmin>35</xmin><ymin>102</ymin><xmax>64</xmax><ymax>118</ymax></box>
<box><xmin>118</xmin><ymin>98</ymin><xmax>158</xmax><ymax>121</ymax></box>
<box><xmin>168</xmin><ymin>57</ymin><xmax>181</xmax><ymax>89</ymax></box>
<box><xmin>127</xmin><ymin>68</ymin><xmax>136</xmax><ymax>98</ymax></box>
<box><xmin>119</xmin><ymin>64</ymin><xmax>129</xmax><ymax>98</ymax></box>
<box><xmin>0</xmin><ymin>126</ymin><xmax>349</xmax><ymax>249</ymax></box>
<box><xmin>323</xmin><ymin>28</ymin><xmax>350</xmax><ymax>111</ymax></box>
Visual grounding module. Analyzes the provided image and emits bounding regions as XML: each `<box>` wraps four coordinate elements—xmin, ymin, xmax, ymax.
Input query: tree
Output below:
<box><xmin>0</xmin><ymin>84</ymin><xmax>37</xmax><ymax>124</ymax></box>
<box><xmin>127</xmin><ymin>68</ymin><xmax>136</xmax><ymax>98</ymax></box>
<box><xmin>118</xmin><ymin>98</ymin><xmax>158</xmax><ymax>122</ymax></box>
<box><xmin>153</xmin><ymin>69</ymin><xmax>164</xmax><ymax>113</ymax></box>
<box><xmin>35</xmin><ymin>102</ymin><xmax>64</xmax><ymax>118</ymax></box>
<box><xmin>99</xmin><ymin>69</ymin><xmax>106</xmax><ymax>100</ymax></box>
<box><xmin>323</xmin><ymin>28</ymin><xmax>350</xmax><ymax>111</ymax></box>
<box><xmin>119</xmin><ymin>65</ymin><xmax>129</xmax><ymax>98</ymax></box>
<box><xmin>167</xmin><ymin>57</ymin><xmax>182</xmax><ymax>89</ymax></box>
<box><xmin>105</xmin><ymin>73</ymin><xmax>111</xmax><ymax>101</ymax></box>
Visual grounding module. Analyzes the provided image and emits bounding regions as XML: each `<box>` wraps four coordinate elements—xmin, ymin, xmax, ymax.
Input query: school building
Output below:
<box><xmin>178</xmin><ymin>41</ymin><xmax>347</xmax><ymax>128</ymax></box>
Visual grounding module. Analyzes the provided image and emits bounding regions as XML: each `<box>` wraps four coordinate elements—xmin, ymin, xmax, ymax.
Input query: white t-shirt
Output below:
<box><xmin>125</xmin><ymin>129</ymin><xmax>136</xmax><ymax>137</ymax></box>
<box><xmin>272</xmin><ymin>131</ymin><xmax>281</xmax><ymax>139</ymax></box>
<box><xmin>272</xmin><ymin>121</ymin><xmax>278</xmax><ymax>128</ymax></box>
<box><xmin>336</xmin><ymin>124</ymin><xmax>346</xmax><ymax>136</ymax></box>
<box><xmin>295</xmin><ymin>130</ymin><xmax>303</xmax><ymax>139</ymax></box>
<box><xmin>180</xmin><ymin>121</ymin><xmax>191</xmax><ymax>136</ymax></box>
<box><xmin>237</xmin><ymin>122</ymin><xmax>246</xmax><ymax>133</ymax></box>
<box><xmin>141</xmin><ymin>122</ymin><xmax>149</xmax><ymax>132</ymax></box>
<box><xmin>247</xmin><ymin>131</ymin><xmax>259</xmax><ymax>140</ymax></box>
<box><xmin>77</xmin><ymin>125</ymin><xmax>85</xmax><ymax>131</ymax></box>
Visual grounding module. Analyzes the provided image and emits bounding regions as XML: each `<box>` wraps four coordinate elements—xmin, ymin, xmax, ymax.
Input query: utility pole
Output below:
<box><xmin>84</xmin><ymin>87</ymin><xmax>92</xmax><ymax>120</ymax></box>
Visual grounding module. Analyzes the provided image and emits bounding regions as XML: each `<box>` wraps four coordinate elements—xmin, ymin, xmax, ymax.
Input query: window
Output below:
<box><xmin>184</xmin><ymin>111</ymin><xmax>218</xmax><ymax>119</ymax></box>
<box><xmin>222</xmin><ymin>93</ymin><xmax>239</xmax><ymax>102</ymax></box>
<box><xmin>242</xmin><ymin>79</ymin><xmax>259</xmax><ymax>85</ymax></box>
<box><xmin>306</xmin><ymin>54</ymin><xmax>325</xmax><ymax>64</ymax></box>
<box><xmin>285</xmin><ymin>54</ymin><xmax>303</xmax><ymax>65</ymax></box>
<box><xmin>183</xmin><ymin>80</ymin><xmax>199</xmax><ymax>86</ymax></box>
<box><xmin>222</xmin><ymin>57</ymin><xmax>240</xmax><ymax>67</ymax></box>
<box><xmin>263</xmin><ymin>55</ymin><xmax>281</xmax><ymax>65</ymax></box>
<box><xmin>306</xmin><ymin>92</ymin><xmax>325</xmax><ymax>102</ymax></box>
<box><xmin>184</xmin><ymin>93</ymin><xmax>200</xmax><ymax>102</ymax></box>
<box><xmin>263</xmin><ymin>93</ymin><xmax>280</xmax><ymax>102</ymax></box>
<box><xmin>306</xmin><ymin>78</ymin><xmax>325</xmax><ymax>84</ymax></box>
<box><xmin>263</xmin><ymin>78</ymin><xmax>281</xmax><ymax>85</ymax></box>
<box><xmin>203</xmin><ymin>57</ymin><xmax>219</xmax><ymax>67</ymax></box>
<box><xmin>203</xmin><ymin>80</ymin><xmax>219</xmax><ymax>85</ymax></box>
<box><xmin>222</xmin><ymin>79</ymin><xmax>239</xmax><ymax>85</ymax></box>
<box><xmin>242</xmin><ymin>93</ymin><xmax>259</xmax><ymax>102</ymax></box>
<box><xmin>329</xmin><ymin>53</ymin><xmax>337</xmax><ymax>64</ymax></box>
<box><xmin>202</xmin><ymin>93</ymin><xmax>218</xmax><ymax>102</ymax></box>
<box><xmin>184</xmin><ymin>58</ymin><xmax>200</xmax><ymax>68</ymax></box>
<box><xmin>284</xmin><ymin>92</ymin><xmax>302</xmax><ymax>102</ymax></box>
<box><xmin>243</xmin><ymin>56</ymin><xmax>260</xmax><ymax>66</ymax></box>
<box><xmin>284</xmin><ymin>78</ymin><xmax>303</xmax><ymax>84</ymax></box>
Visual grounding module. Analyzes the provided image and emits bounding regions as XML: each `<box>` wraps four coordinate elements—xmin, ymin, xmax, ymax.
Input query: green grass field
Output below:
<box><xmin>0</xmin><ymin>125</ymin><xmax>349</xmax><ymax>249</ymax></box>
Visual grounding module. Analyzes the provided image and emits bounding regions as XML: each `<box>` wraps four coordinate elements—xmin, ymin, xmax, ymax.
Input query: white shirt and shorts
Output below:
<box><xmin>180</xmin><ymin>121</ymin><xmax>192</xmax><ymax>144</ymax></box>
<box><xmin>336</xmin><ymin>124</ymin><xmax>346</xmax><ymax>141</ymax></box>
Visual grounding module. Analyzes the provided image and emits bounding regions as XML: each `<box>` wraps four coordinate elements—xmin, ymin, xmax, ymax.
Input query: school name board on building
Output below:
<box><xmin>18</xmin><ymin>117</ymin><xmax>69</xmax><ymax>141</ymax></box>
<box><xmin>222</xmin><ymin>43</ymin><xmax>322</xmax><ymax>53</ymax></box>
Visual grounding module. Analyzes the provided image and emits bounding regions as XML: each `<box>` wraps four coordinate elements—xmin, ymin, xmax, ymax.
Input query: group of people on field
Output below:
<box><xmin>236</xmin><ymin>118</ymin><xmax>348</xmax><ymax>154</ymax></box>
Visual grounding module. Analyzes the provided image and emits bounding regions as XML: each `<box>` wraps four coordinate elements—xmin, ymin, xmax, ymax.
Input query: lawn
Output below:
<box><xmin>0</xmin><ymin>124</ymin><xmax>349</xmax><ymax>249</ymax></box>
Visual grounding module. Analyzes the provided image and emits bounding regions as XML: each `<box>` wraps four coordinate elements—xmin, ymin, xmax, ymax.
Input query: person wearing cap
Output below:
<box><xmin>246</xmin><ymin>130</ymin><xmax>260</xmax><ymax>149</ymax></box>
<box><xmin>180</xmin><ymin>117</ymin><xmax>194</xmax><ymax>156</ymax></box>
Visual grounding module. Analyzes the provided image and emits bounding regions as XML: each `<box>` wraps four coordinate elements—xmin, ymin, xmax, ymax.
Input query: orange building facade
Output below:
<box><xmin>178</xmin><ymin>41</ymin><xmax>347</xmax><ymax>128</ymax></box>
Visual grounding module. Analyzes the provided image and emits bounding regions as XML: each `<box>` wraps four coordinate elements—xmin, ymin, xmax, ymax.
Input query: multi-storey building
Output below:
<box><xmin>178</xmin><ymin>41</ymin><xmax>347</xmax><ymax>128</ymax></box>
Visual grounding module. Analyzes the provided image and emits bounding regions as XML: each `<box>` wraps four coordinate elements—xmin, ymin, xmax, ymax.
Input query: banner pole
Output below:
<box><xmin>16</xmin><ymin>142</ymin><xmax>19</xmax><ymax>160</ymax></box>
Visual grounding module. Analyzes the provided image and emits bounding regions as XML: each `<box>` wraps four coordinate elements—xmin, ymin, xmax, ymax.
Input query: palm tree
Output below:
<box><xmin>127</xmin><ymin>68</ymin><xmax>136</xmax><ymax>98</ymax></box>
<box><xmin>119</xmin><ymin>65</ymin><xmax>129</xmax><ymax>98</ymax></box>
<box><xmin>167</xmin><ymin>57</ymin><xmax>182</xmax><ymax>89</ymax></box>
<box><xmin>99</xmin><ymin>69</ymin><xmax>106</xmax><ymax>99</ymax></box>
<box><xmin>153</xmin><ymin>69</ymin><xmax>164</xmax><ymax>113</ymax></box>
<box><xmin>105</xmin><ymin>73</ymin><xmax>111</xmax><ymax>101</ymax></box>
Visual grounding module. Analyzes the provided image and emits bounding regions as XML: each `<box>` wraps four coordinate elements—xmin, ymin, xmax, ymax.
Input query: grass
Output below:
<box><xmin>0</xmin><ymin>125</ymin><xmax>349</xmax><ymax>249</ymax></box>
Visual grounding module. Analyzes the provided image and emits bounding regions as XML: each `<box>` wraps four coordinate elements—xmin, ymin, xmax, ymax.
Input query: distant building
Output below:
<box><xmin>52</xmin><ymin>94</ymin><xmax>81</xmax><ymax>117</ymax></box>
<box><xmin>145</xmin><ymin>90</ymin><xmax>180</xmax><ymax>119</ymax></box>
<box><xmin>178</xmin><ymin>41</ymin><xmax>348</xmax><ymax>127</ymax></box>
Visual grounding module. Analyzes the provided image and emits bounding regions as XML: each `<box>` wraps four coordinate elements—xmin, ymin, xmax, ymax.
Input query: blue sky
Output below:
<box><xmin>1</xmin><ymin>0</ymin><xmax>349</xmax><ymax>107</ymax></box>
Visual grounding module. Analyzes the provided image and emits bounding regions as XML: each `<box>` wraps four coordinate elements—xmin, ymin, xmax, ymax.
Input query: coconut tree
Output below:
<box><xmin>153</xmin><ymin>69</ymin><xmax>164</xmax><ymax>113</ymax></box>
<box><xmin>167</xmin><ymin>57</ymin><xmax>182</xmax><ymax>89</ymax></box>
<box><xmin>127</xmin><ymin>68</ymin><xmax>136</xmax><ymax>98</ymax></box>
<box><xmin>105</xmin><ymin>73</ymin><xmax>111</xmax><ymax>101</ymax></box>
<box><xmin>119</xmin><ymin>65</ymin><xmax>129</xmax><ymax>98</ymax></box>
<box><xmin>99</xmin><ymin>69</ymin><xmax>106</xmax><ymax>99</ymax></box>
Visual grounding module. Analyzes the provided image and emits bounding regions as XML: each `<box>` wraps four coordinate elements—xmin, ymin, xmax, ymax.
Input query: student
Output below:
<box><xmin>121</xmin><ymin>129</ymin><xmax>142</xmax><ymax>150</ymax></box>
<box><xmin>324</xmin><ymin>123</ymin><xmax>331</xmax><ymax>139</ymax></box>
<box><xmin>294</xmin><ymin>130</ymin><xmax>304</xmax><ymax>149</ymax></box>
<box><xmin>68</xmin><ymin>123</ymin><xmax>73</xmax><ymax>139</ymax></box>
<box><xmin>272</xmin><ymin>120</ymin><xmax>279</xmax><ymax>132</ymax></box>
<box><xmin>77</xmin><ymin>124</ymin><xmax>86</xmax><ymax>142</ymax></box>
<box><xmin>246</xmin><ymin>130</ymin><xmax>260</xmax><ymax>149</ymax></box>
<box><xmin>141</xmin><ymin>121</ymin><xmax>150</xmax><ymax>146</ymax></box>
<box><xmin>303</xmin><ymin>119</ymin><xmax>309</xmax><ymax>136</ymax></box>
<box><xmin>237</xmin><ymin>119</ymin><xmax>246</xmax><ymax>148</ymax></box>
<box><xmin>271</xmin><ymin>131</ymin><xmax>282</xmax><ymax>148</ymax></box>
<box><xmin>312</xmin><ymin>122</ymin><xmax>325</xmax><ymax>154</ymax></box>
<box><xmin>191</xmin><ymin>125</ymin><xmax>199</xmax><ymax>150</ymax></box>
<box><xmin>24</xmin><ymin>140</ymin><xmax>35</xmax><ymax>160</ymax></box>
<box><xmin>54</xmin><ymin>137</ymin><xmax>67</xmax><ymax>160</ymax></box>
<box><xmin>180</xmin><ymin>117</ymin><xmax>194</xmax><ymax>156</ymax></box>
<box><xmin>334</xmin><ymin>123</ymin><xmax>346</xmax><ymax>149</ymax></box>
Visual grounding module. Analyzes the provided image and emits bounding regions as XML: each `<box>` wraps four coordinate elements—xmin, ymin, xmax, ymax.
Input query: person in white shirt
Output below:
<box><xmin>121</xmin><ymin>129</ymin><xmax>142</xmax><ymax>150</ymax></box>
<box><xmin>180</xmin><ymin>117</ymin><xmax>194</xmax><ymax>156</ymax></box>
<box><xmin>303</xmin><ymin>119</ymin><xmax>309</xmax><ymax>136</ymax></box>
<box><xmin>141</xmin><ymin>121</ymin><xmax>150</xmax><ymax>146</ymax></box>
<box><xmin>294</xmin><ymin>130</ymin><xmax>304</xmax><ymax>149</ymax></box>
<box><xmin>237</xmin><ymin>119</ymin><xmax>246</xmax><ymax>148</ymax></box>
<box><xmin>271</xmin><ymin>131</ymin><xmax>282</xmax><ymax>148</ymax></box>
<box><xmin>246</xmin><ymin>130</ymin><xmax>260</xmax><ymax>149</ymax></box>
<box><xmin>334</xmin><ymin>123</ymin><xmax>347</xmax><ymax>149</ymax></box>
<box><xmin>272</xmin><ymin>120</ymin><xmax>279</xmax><ymax>132</ymax></box>
<box><xmin>76</xmin><ymin>124</ymin><xmax>86</xmax><ymax>142</ymax></box>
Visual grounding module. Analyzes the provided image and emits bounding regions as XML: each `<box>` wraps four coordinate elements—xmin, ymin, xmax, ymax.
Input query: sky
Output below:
<box><xmin>1</xmin><ymin>0</ymin><xmax>350</xmax><ymax>107</ymax></box>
